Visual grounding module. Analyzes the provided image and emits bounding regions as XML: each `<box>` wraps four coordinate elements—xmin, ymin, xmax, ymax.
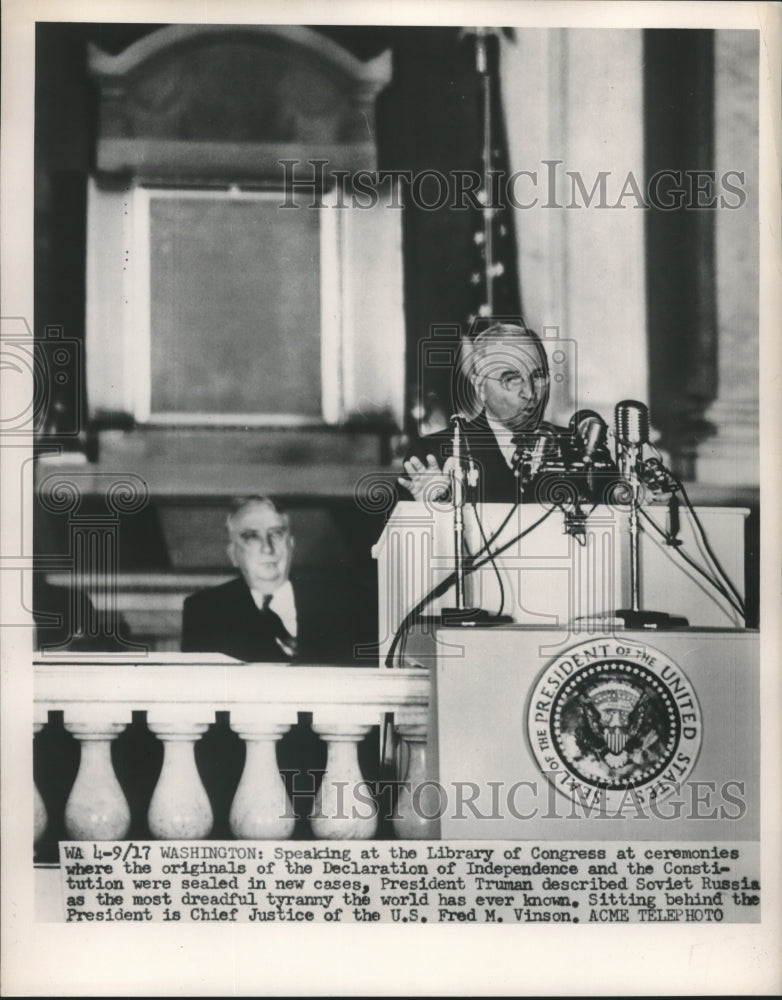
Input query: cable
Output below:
<box><xmin>381</xmin><ymin>502</ymin><xmax>558</xmax><ymax>773</ymax></box>
<box><xmin>646</xmin><ymin>447</ymin><xmax>746</xmax><ymax>615</ymax></box>
<box><xmin>469</xmin><ymin>500</ymin><xmax>507</xmax><ymax>617</ymax></box>
<box><xmin>397</xmin><ymin>490</ymin><xmax>513</xmax><ymax>669</ymax></box>
<box><xmin>678</xmin><ymin>480</ymin><xmax>746</xmax><ymax>614</ymax></box>
<box><xmin>383</xmin><ymin>505</ymin><xmax>557</xmax><ymax>669</ymax></box>
<box><xmin>459</xmin><ymin>430</ymin><xmax>520</xmax><ymax>620</ymax></box>
<box><xmin>379</xmin><ymin>499</ymin><xmax>579</xmax><ymax>771</ymax></box>
<box><xmin>638</xmin><ymin>507</ymin><xmax>745</xmax><ymax>620</ymax></box>
<box><xmin>475</xmin><ymin>504</ymin><xmax>559</xmax><ymax>567</ymax></box>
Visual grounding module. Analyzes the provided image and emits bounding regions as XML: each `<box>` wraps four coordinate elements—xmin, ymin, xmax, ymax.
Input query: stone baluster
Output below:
<box><xmin>33</xmin><ymin>722</ymin><xmax>48</xmax><ymax>846</ymax></box>
<box><xmin>34</xmin><ymin>662</ymin><xmax>431</xmax><ymax>849</ymax></box>
<box><xmin>63</xmin><ymin>712</ymin><xmax>131</xmax><ymax>840</ymax></box>
<box><xmin>147</xmin><ymin>709</ymin><xmax>213</xmax><ymax>839</ymax></box>
<box><xmin>393</xmin><ymin>721</ymin><xmax>440</xmax><ymax>839</ymax></box>
<box><xmin>310</xmin><ymin>718</ymin><xmax>377</xmax><ymax>840</ymax></box>
<box><xmin>229</xmin><ymin>710</ymin><xmax>296</xmax><ymax>840</ymax></box>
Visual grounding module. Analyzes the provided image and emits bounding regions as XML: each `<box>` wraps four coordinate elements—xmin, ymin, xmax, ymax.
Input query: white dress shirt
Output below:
<box><xmin>485</xmin><ymin>412</ymin><xmax>518</xmax><ymax>469</ymax></box>
<box><xmin>250</xmin><ymin>580</ymin><xmax>298</xmax><ymax>638</ymax></box>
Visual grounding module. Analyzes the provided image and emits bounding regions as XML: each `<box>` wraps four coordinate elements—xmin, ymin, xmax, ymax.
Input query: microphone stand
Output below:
<box><xmin>451</xmin><ymin>418</ymin><xmax>467</xmax><ymax>610</ymax></box>
<box><xmin>440</xmin><ymin>416</ymin><xmax>511</xmax><ymax>627</ymax></box>
<box><xmin>626</xmin><ymin>476</ymin><xmax>643</xmax><ymax>617</ymax></box>
<box><xmin>614</xmin><ymin>406</ymin><xmax>687</xmax><ymax>630</ymax></box>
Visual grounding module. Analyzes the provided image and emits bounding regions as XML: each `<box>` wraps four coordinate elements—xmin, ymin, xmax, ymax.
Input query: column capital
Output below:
<box><xmin>147</xmin><ymin>704</ymin><xmax>215</xmax><ymax>731</ymax></box>
<box><xmin>311</xmin><ymin>721</ymin><xmax>374</xmax><ymax>741</ymax></box>
<box><xmin>62</xmin><ymin>704</ymin><xmax>132</xmax><ymax>728</ymax></box>
<box><xmin>229</xmin><ymin>704</ymin><xmax>298</xmax><ymax>732</ymax></box>
<box><xmin>147</xmin><ymin>720</ymin><xmax>211</xmax><ymax>740</ymax></box>
<box><xmin>64</xmin><ymin>719</ymin><xmax>127</xmax><ymax>739</ymax></box>
<box><xmin>229</xmin><ymin>719</ymin><xmax>292</xmax><ymax>741</ymax></box>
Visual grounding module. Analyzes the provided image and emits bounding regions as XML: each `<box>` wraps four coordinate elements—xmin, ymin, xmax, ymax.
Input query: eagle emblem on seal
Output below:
<box><xmin>528</xmin><ymin>641</ymin><xmax>702</xmax><ymax>809</ymax></box>
<box><xmin>553</xmin><ymin>664</ymin><xmax>678</xmax><ymax>786</ymax></box>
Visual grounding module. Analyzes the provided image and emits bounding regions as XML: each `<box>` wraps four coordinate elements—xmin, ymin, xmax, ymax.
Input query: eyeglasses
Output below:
<box><xmin>483</xmin><ymin>370</ymin><xmax>549</xmax><ymax>392</ymax></box>
<box><xmin>234</xmin><ymin>526</ymin><xmax>289</xmax><ymax>549</ymax></box>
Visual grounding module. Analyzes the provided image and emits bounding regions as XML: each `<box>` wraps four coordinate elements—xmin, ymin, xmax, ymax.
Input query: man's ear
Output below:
<box><xmin>227</xmin><ymin>543</ymin><xmax>238</xmax><ymax>568</ymax></box>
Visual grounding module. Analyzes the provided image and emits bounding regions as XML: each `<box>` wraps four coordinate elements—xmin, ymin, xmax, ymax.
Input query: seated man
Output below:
<box><xmin>181</xmin><ymin>495</ymin><xmax>354</xmax><ymax>663</ymax></box>
<box><xmin>398</xmin><ymin>322</ymin><xmax>615</xmax><ymax>505</ymax></box>
<box><xmin>181</xmin><ymin>496</ymin><xmax>380</xmax><ymax>838</ymax></box>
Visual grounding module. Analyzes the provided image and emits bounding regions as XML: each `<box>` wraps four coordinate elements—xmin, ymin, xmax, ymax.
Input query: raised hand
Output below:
<box><xmin>397</xmin><ymin>454</ymin><xmax>451</xmax><ymax>502</ymax></box>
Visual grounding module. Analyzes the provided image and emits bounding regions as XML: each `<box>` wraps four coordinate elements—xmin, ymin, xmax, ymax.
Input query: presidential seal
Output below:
<box><xmin>528</xmin><ymin>638</ymin><xmax>702</xmax><ymax>812</ymax></box>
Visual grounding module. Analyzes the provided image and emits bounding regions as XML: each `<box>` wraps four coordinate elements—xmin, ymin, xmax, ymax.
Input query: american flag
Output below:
<box><xmin>461</xmin><ymin>27</ymin><xmax>523</xmax><ymax>333</ymax></box>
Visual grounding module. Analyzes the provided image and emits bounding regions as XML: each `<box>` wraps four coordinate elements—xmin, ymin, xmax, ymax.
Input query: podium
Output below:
<box><xmin>431</xmin><ymin>626</ymin><xmax>758</xmax><ymax>839</ymax></box>
<box><xmin>373</xmin><ymin>501</ymin><xmax>756</xmax><ymax>839</ymax></box>
<box><xmin>372</xmin><ymin>502</ymin><xmax>747</xmax><ymax>665</ymax></box>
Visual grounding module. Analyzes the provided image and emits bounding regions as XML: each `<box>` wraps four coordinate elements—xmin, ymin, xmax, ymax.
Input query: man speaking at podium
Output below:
<box><xmin>399</xmin><ymin>322</ymin><xmax>614</xmax><ymax>504</ymax></box>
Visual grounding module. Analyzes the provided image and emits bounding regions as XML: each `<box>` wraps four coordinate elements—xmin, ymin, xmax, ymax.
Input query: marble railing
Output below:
<box><xmin>34</xmin><ymin>655</ymin><xmax>433</xmax><ymax>846</ymax></box>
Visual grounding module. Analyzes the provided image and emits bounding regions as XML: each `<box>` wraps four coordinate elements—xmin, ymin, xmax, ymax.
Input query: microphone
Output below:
<box><xmin>451</xmin><ymin>413</ymin><xmax>463</xmax><ymax>457</ymax></box>
<box><xmin>450</xmin><ymin>414</ymin><xmax>465</xmax><ymax>506</ymax></box>
<box><xmin>615</xmin><ymin>399</ymin><xmax>649</xmax><ymax>447</ymax></box>
<box><xmin>569</xmin><ymin>410</ymin><xmax>608</xmax><ymax>465</ymax></box>
<box><xmin>610</xmin><ymin>398</ymin><xmax>689</xmax><ymax>629</ymax></box>
<box><xmin>528</xmin><ymin>429</ymin><xmax>551</xmax><ymax>479</ymax></box>
<box><xmin>451</xmin><ymin>412</ymin><xmax>480</xmax><ymax>492</ymax></box>
<box><xmin>580</xmin><ymin>417</ymin><xmax>606</xmax><ymax>463</ymax></box>
<box><xmin>512</xmin><ymin>426</ymin><xmax>554</xmax><ymax>482</ymax></box>
<box><xmin>615</xmin><ymin>399</ymin><xmax>649</xmax><ymax>446</ymax></box>
<box><xmin>449</xmin><ymin>414</ymin><xmax>468</xmax><ymax>611</ymax></box>
<box><xmin>639</xmin><ymin>455</ymin><xmax>682</xmax><ymax>548</ymax></box>
<box><xmin>614</xmin><ymin>399</ymin><xmax>649</xmax><ymax>491</ymax></box>
<box><xmin>641</xmin><ymin>456</ymin><xmax>679</xmax><ymax>495</ymax></box>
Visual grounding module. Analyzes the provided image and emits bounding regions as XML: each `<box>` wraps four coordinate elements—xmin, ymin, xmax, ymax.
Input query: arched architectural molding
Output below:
<box><xmin>88</xmin><ymin>24</ymin><xmax>392</xmax><ymax>180</ymax></box>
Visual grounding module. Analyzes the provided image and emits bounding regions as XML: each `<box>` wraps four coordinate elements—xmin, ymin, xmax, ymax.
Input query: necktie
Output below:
<box><xmin>261</xmin><ymin>595</ymin><xmax>298</xmax><ymax>659</ymax></box>
<box><xmin>512</xmin><ymin>429</ymin><xmax>563</xmax><ymax>497</ymax></box>
<box><xmin>511</xmin><ymin>431</ymin><xmax>547</xmax><ymax>485</ymax></box>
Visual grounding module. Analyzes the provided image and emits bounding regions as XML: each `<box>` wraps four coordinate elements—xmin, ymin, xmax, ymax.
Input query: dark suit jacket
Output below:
<box><xmin>404</xmin><ymin>412</ymin><xmax>557</xmax><ymax>504</ymax></box>
<box><xmin>178</xmin><ymin>572</ymin><xmax>383</xmax><ymax>840</ymax></box>
<box><xmin>403</xmin><ymin>411</ymin><xmax>618</xmax><ymax>505</ymax></box>
<box><xmin>181</xmin><ymin>573</ymin><xmax>357</xmax><ymax>663</ymax></box>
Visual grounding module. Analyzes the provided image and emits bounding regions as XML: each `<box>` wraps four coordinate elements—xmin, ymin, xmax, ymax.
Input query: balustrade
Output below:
<box><xmin>34</xmin><ymin>654</ymin><xmax>432</xmax><ymax>854</ymax></box>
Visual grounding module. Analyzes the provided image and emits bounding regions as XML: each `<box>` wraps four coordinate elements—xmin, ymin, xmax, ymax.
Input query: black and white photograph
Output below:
<box><xmin>1</xmin><ymin>0</ymin><xmax>780</xmax><ymax>995</ymax></box>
